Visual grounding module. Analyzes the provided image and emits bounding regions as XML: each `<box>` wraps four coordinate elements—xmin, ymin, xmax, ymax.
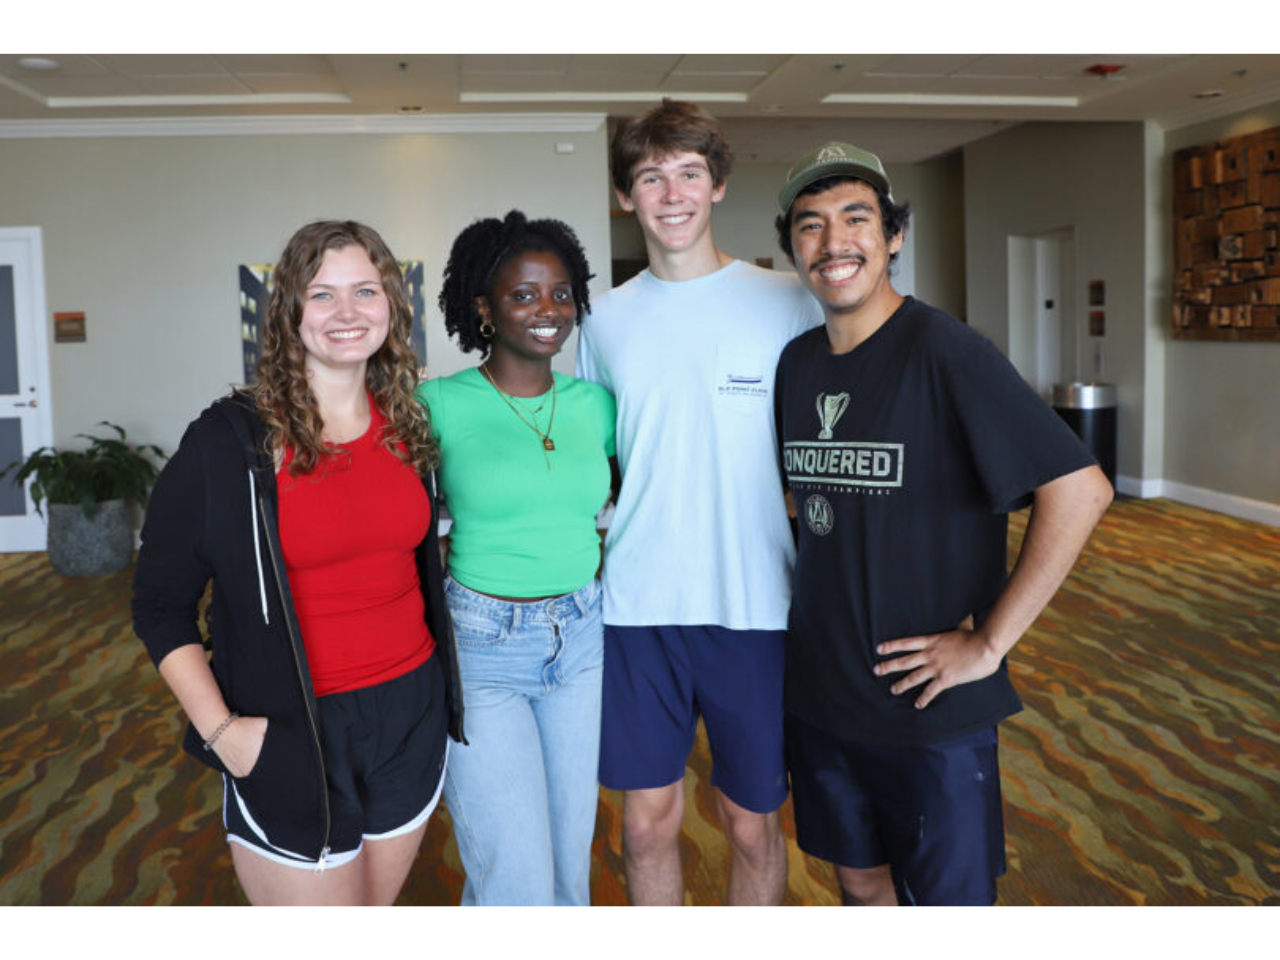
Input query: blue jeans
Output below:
<box><xmin>442</xmin><ymin>576</ymin><xmax>604</xmax><ymax>905</ymax></box>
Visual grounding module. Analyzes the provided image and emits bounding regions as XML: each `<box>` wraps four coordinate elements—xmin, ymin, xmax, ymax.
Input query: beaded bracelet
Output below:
<box><xmin>203</xmin><ymin>712</ymin><xmax>240</xmax><ymax>752</ymax></box>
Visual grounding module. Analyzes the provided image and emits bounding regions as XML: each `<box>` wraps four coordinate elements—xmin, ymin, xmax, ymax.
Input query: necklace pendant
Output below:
<box><xmin>543</xmin><ymin>438</ymin><xmax>556</xmax><ymax>451</ymax></box>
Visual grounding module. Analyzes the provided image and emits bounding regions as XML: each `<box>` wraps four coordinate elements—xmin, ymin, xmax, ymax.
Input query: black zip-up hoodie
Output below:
<box><xmin>132</xmin><ymin>393</ymin><xmax>465</xmax><ymax>864</ymax></box>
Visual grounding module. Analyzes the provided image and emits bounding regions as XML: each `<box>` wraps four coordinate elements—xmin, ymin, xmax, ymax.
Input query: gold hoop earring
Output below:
<box><xmin>480</xmin><ymin>318</ymin><xmax>496</xmax><ymax>338</ymax></box>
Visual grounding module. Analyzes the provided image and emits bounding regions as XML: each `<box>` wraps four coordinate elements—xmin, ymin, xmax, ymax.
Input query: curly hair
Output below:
<box><xmin>609</xmin><ymin>98</ymin><xmax>734</xmax><ymax>196</ymax></box>
<box><xmin>251</xmin><ymin>220</ymin><xmax>440</xmax><ymax>477</ymax></box>
<box><xmin>438</xmin><ymin>210</ymin><xmax>594</xmax><ymax>359</ymax></box>
<box><xmin>774</xmin><ymin>175</ymin><xmax>911</xmax><ymax>266</ymax></box>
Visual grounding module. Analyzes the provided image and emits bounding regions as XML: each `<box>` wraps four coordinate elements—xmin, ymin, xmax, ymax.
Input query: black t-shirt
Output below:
<box><xmin>775</xmin><ymin>297</ymin><xmax>1096</xmax><ymax>747</ymax></box>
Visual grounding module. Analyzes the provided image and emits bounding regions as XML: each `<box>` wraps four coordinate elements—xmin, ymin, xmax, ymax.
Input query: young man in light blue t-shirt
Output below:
<box><xmin>576</xmin><ymin>99</ymin><xmax>821</xmax><ymax>905</ymax></box>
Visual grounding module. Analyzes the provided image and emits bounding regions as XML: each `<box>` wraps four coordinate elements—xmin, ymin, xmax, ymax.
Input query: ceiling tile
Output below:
<box><xmin>235</xmin><ymin>73</ymin><xmax>347</xmax><ymax>96</ymax></box>
<box><xmin>953</xmin><ymin>54</ymin><xmax>1188</xmax><ymax>80</ymax></box>
<box><xmin>934</xmin><ymin>76</ymin><xmax>1086</xmax><ymax>97</ymax></box>
<box><xmin>214</xmin><ymin>54</ymin><xmax>336</xmax><ymax>74</ymax></box>
<box><xmin>675</xmin><ymin>54</ymin><xmax>789</xmax><ymax>74</ymax></box>
<box><xmin>867</xmin><ymin>54</ymin><xmax>985</xmax><ymax>77</ymax></box>
<box><xmin>461</xmin><ymin>72</ymin><xmax>651</xmax><ymax>94</ymax></box>
<box><xmin>131</xmin><ymin>76</ymin><xmax>253</xmax><ymax>96</ymax></box>
<box><xmin>461</xmin><ymin>55</ymin><xmax>570</xmax><ymax>74</ymax></box>
<box><xmin>16</xmin><ymin>75</ymin><xmax>145</xmax><ymax>98</ymax></box>
<box><xmin>952</xmin><ymin>54</ymin><xmax>1096</xmax><ymax>78</ymax></box>
<box><xmin>0</xmin><ymin>54</ymin><xmax>111</xmax><ymax>77</ymax></box>
<box><xmin>569</xmin><ymin>54</ymin><xmax>678</xmax><ymax>74</ymax></box>
<box><xmin>94</xmin><ymin>54</ymin><xmax>226</xmax><ymax>77</ymax></box>
<box><xmin>660</xmin><ymin>74</ymin><xmax>763</xmax><ymax>94</ymax></box>
<box><xmin>561</xmin><ymin>71</ymin><xmax>676</xmax><ymax>91</ymax></box>
<box><xmin>828</xmin><ymin>74</ymin><xmax>949</xmax><ymax>95</ymax></box>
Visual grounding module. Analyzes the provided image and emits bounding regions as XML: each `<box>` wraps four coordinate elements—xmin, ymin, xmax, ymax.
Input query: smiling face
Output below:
<box><xmin>297</xmin><ymin>244</ymin><xmax>391</xmax><ymax>378</ymax></box>
<box><xmin>618</xmin><ymin>150</ymin><xmax>726</xmax><ymax>259</ymax></box>
<box><xmin>788</xmin><ymin>179</ymin><xmax>904</xmax><ymax>322</ymax></box>
<box><xmin>477</xmin><ymin>249</ymin><xmax>577</xmax><ymax>364</ymax></box>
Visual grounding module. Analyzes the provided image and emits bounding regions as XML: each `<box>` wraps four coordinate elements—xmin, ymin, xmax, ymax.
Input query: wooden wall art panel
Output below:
<box><xmin>1173</xmin><ymin>125</ymin><xmax>1280</xmax><ymax>341</ymax></box>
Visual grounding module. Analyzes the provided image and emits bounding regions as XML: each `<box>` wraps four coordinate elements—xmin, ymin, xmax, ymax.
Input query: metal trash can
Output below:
<box><xmin>1052</xmin><ymin>382</ymin><xmax>1117</xmax><ymax>489</ymax></box>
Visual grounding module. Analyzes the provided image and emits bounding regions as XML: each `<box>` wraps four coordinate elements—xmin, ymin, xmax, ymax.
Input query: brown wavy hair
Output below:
<box><xmin>251</xmin><ymin>220</ymin><xmax>439</xmax><ymax>477</ymax></box>
<box><xmin>609</xmin><ymin>98</ymin><xmax>734</xmax><ymax>196</ymax></box>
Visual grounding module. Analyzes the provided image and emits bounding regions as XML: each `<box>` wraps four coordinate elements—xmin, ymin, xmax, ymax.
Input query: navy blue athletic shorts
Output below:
<box><xmin>224</xmin><ymin>653</ymin><xmax>449</xmax><ymax>870</ymax></box>
<box><xmin>786</xmin><ymin>713</ymin><xmax>1006</xmax><ymax>905</ymax></box>
<box><xmin>599</xmin><ymin>624</ymin><xmax>788</xmax><ymax>814</ymax></box>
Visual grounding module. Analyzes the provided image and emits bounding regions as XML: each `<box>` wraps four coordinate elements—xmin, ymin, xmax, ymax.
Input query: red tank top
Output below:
<box><xmin>277</xmin><ymin>400</ymin><xmax>434</xmax><ymax>696</ymax></box>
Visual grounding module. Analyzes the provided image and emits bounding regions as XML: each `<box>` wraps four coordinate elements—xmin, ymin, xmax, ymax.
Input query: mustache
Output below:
<box><xmin>811</xmin><ymin>253</ymin><xmax>867</xmax><ymax>271</ymax></box>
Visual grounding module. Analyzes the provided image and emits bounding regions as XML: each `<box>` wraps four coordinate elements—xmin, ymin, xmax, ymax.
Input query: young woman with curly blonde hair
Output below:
<box><xmin>134</xmin><ymin>220</ymin><xmax>463</xmax><ymax>905</ymax></box>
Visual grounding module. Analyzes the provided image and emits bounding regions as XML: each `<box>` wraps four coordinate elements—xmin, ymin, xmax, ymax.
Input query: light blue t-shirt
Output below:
<box><xmin>576</xmin><ymin>260</ymin><xmax>823</xmax><ymax>629</ymax></box>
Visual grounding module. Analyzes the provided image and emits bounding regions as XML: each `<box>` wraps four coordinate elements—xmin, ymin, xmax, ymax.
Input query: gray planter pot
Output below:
<box><xmin>47</xmin><ymin>499</ymin><xmax>133</xmax><ymax>577</ymax></box>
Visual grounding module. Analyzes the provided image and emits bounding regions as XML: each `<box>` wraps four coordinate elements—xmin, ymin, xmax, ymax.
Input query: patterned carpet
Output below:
<box><xmin>1</xmin><ymin>497</ymin><xmax>1277</xmax><ymax>905</ymax></box>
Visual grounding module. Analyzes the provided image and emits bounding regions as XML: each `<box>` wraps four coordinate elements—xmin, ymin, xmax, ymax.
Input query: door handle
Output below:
<box><xmin>13</xmin><ymin>400</ymin><xmax>37</xmax><ymax>407</ymax></box>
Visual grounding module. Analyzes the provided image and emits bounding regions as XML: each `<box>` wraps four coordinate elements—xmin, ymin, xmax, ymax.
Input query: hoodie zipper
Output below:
<box><xmin>256</xmin><ymin>492</ymin><xmax>332</xmax><ymax>869</ymax></box>
<box><xmin>248</xmin><ymin>472</ymin><xmax>270</xmax><ymax>625</ymax></box>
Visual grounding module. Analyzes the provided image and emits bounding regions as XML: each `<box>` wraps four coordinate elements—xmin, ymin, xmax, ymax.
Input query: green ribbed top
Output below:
<box><xmin>417</xmin><ymin>368</ymin><xmax>615</xmax><ymax>597</ymax></box>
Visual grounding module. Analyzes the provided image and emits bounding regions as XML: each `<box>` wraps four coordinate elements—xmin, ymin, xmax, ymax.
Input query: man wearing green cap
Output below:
<box><xmin>772</xmin><ymin>142</ymin><xmax>1113</xmax><ymax>905</ymax></box>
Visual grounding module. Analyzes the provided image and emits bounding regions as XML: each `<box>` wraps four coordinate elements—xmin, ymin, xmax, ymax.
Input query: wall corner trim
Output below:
<box><xmin>0</xmin><ymin>113</ymin><xmax>608</xmax><ymax>140</ymax></box>
<box><xmin>1119</xmin><ymin>475</ymin><xmax>1280</xmax><ymax>528</ymax></box>
<box><xmin>1116</xmin><ymin>475</ymin><xmax>1163</xmax><ymax>500</ymax></box>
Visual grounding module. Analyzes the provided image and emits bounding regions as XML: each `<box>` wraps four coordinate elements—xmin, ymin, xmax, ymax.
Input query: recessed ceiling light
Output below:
<box><xmin>1194</xmin><ymin>90</ymin><xmax>1225</xmax><ymax>99</ymax></box>
<box><xmin>18</xmin><ymin>56</ymin><xmax>60</xmax><ymax>71</ymax></box>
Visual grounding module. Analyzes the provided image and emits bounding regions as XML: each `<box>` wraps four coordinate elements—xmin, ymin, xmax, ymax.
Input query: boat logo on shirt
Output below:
<box><xmin>717</xmin><ymin>371</ymin><xmax>768</xmax><ymax>400</ymax></box>
<box><xmin>804</xmin><ymin>494</ymin><xmax>834</xmax><ymax>536</ymax></box>
<box><xmin>816</xmin><ymin>392</ymin><xmax>850</xmax><ymax>439</ymax></box>
<box><xmin>715</xmin><ymin>348</ymin><xmax>769</xmax><ymax>401</ymax></box>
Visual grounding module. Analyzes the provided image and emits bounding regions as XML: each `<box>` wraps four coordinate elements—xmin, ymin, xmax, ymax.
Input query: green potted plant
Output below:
<box><xmin>0</xmin><ymin>422</ymin><xmax>167</xmax><ymax>576</ymax></box>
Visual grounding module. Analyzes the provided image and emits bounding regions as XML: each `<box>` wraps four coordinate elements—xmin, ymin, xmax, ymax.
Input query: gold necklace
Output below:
<box><xmin>479</xmin><ymin>364</ymin><xmax>557</xmax><ymax>468</ymax></box>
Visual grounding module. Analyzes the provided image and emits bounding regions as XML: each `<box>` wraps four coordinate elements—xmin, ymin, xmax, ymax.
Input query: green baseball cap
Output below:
<box><xmin>778</xmin><ymin>141</ymin><xmax>893</xmax><ymax>213</ymax></box>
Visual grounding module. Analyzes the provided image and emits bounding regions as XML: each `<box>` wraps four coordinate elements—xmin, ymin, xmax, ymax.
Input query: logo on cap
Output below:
<box><xmin>814</xmin><ymin>145</ymin><xmax>850</xmax><ymax>165</ymax></box>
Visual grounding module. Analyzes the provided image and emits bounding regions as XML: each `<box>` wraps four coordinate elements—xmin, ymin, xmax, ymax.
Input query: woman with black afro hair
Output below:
<box><xmin>416</xmin><ymin>210</ymin><xmax>616</xmax><ymax>905</ymax></box>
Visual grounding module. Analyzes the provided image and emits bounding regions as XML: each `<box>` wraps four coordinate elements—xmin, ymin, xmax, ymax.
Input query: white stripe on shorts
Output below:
<box><xmin>222</xmin><ymin>738</ymin><xmax>450</xmax><ymax>871</ymax></box>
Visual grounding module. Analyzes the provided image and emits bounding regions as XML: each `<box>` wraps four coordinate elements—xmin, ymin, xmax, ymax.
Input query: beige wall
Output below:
<box><xmin>0</xmin><ymin>125</ymin><xmax>611</xmax><ymax>456</ymax></box>
<box><xmin>963</xmin><ymin>121</ymin><xmax>1151</xmax><ymax>482</ymax></box>
<box><xmin>889</xmin><ymin>151</ymin><xmax>967</xmax><ymax>320</ymax></box>
<box><xmin>1160</xmin><ymin>104</ymin><xmax>1280</xmax><ymax>504</ymax></box>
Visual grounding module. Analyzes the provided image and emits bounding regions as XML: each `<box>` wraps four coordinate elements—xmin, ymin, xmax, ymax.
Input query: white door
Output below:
<box><xmin>0</xmin><ymin>227</ymin><xmax>54</xmax><ymax>552</ymax></box>
<box><xmin>1008</xmin><ymin>229</ymin><xmax>1078</xmax><ymax>400</ymax></box>
<box><xmin>1034</xmin><ymin>228</ymin><xmax>1078</xmax><ymax>400</ymax></box>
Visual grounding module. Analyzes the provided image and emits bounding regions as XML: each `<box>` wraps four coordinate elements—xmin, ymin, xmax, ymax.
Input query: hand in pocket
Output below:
<box><xmin>216</xmin><ymin>716</ymin><xmax>269</xmax><ymax>779</ymax></box>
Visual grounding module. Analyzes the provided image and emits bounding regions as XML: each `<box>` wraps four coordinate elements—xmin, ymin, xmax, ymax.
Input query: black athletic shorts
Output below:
<box><xmin>224</xmin><ymin>653</ymin><xmax>448</xmax><ymax>870</ymax></box>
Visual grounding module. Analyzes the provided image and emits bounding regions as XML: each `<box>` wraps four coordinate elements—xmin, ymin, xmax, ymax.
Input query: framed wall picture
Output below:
<box><xmin>53</xmin><ymin>311</ymin><xmax>86</xmax><ymax>343</ymax></box>
<box><xmin>1172</xmin><ymin>125</ymin><xmax>1280</xmax><ymax>341</ymax></box>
